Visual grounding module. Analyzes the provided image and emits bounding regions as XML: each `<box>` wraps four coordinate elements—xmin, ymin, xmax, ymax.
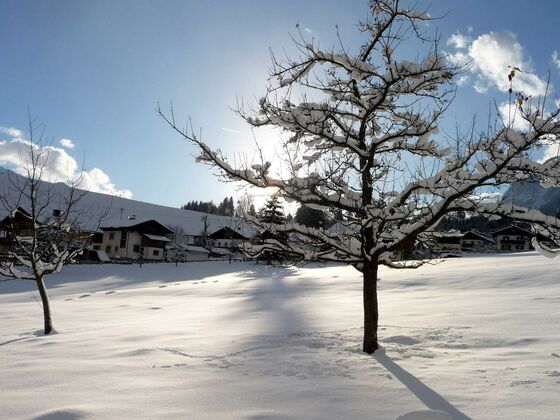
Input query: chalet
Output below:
<box><xmin>414</xmin><ymin>230</ymin><xmax>462</xmax><ymax>258</ymax></box>
<box><xmin>209</xmin><ymin>226</ymin><xmax>248</xmax><ymax>249</ymax></box>
<box><xmin>492</xmin><ymin>225</ymin><xmax>533</xmax><ymax>251</ymax></box>
<box><xmin>0</xmin><ymin>207</ymin><xmax>34</xmax><ymax>260</ymax></box>
<box><xmin>461</xmin><ymin>231</ymin><xmax>495</xmax><ymax>252</ymax></box>
<box><xmin>97</xmin><ymin>219</ymin><xmax>173</xmax><ymax>261</ymax></box>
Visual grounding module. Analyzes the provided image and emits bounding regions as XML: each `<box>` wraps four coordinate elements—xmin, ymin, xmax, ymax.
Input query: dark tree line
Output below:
<box><xmin>437</xmin><ymin>211</ymin><xmax>527</xmax><ymax>233</ymax></box>
<box><xmin>182</xmin><ymin>196</ymin><xmax>235</xmax><ymax>216</ymax></box>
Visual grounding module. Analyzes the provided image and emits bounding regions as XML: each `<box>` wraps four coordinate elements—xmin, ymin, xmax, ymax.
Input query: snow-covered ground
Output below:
<box><xmin>1</xmin><ymin>253</ymin><xmax>559</xmax><ymax>419</ymax></box>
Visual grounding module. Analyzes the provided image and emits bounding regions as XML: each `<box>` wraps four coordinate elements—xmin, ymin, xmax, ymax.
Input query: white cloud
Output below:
<box><xmin>0</xmin><ymin>129</ymin><xmax>132</xmax><ymax>199</ymax></box>
<box><xmin>497</xmin><ymin>101</ymin><xmax>530</xmax><ymax>132</ymax></box>
<box><xmin>0</xmin><ymin>126</ymin><xmax>24</xmax><ymax>139</ymax></box>
<box><xmin>473</xmin><ymin>80</ymin><xmax>489</xmax><ymax>94</ymax></box>
<box><xmin>539</xmin><ymin>142</ymin><xmax>560</xmax><ymax>163</ymax></box>
<box><xmin>78</xmin><ymin>167</ymin><xmax>133</xmax><ymax>199</ymax></box>
<box><xmin>59</xmin><ymin>138</ymin><xmax>75</xmax><ymax>149</ymax></box>
<box><xmin>296</xmin><ymin>22</ymin><xmax>315</xmax><ymax>36</ymax></box>
<box><xmin>456</xmin><ymin>75</ymin><xmax>470</xmax><ymax>87</ymax></box>
<box><xmin>552</xmin><ymin>51</ymin><xmax>560</xmax><ymax>71</ymax></box>
<box><xmin>447</xmin><ymin>31</ymin><xmax>548</xmax><ymax>97</ymax></box>
<box><xmin>446</xmin><ymin>32</ymin><xmax>471</xmax><ymax>49</ymax></box>
<box><xmin>221</xmin><ymin>127</ymin><xmax>240</xmax><ymax>134</ymax></box>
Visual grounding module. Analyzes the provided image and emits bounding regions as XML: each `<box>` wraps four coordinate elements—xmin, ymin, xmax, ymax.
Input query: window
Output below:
<box><xmin>120</xmin><ymin>231</ymin><xmax>127</xmax><ymax>248</ymax></box>
<box><xmin>105</xmin><ymin>246</ymin><xmax>111</xmax><ymax>253</ymax></box>
<box><xmin>93</xmin><ymin>245</ymin><xmax>100</xmax><ymax>250</ymax></box>
<box><xmin>153</xmin><ymin>249</ymin><xmax>160</xmax><ymax>256</ymax></box>
<box><xmin>109</xmin><ymin>232</ymin><xmax>115</xmax><ymax>240</ymax></box>
<box><xmin>133</xmin><ymin>245</ymin><xmax>140</xmax><ymax>253</ymax></box>
<box><xmin>115</xmin><ymin>246</ymin><xmax>118</xmax><ymax>252</ymax></box>
<box><xmin>503</xmin><ymin>235</ymin><xmax>509</xmax><ymax>241</ymax></box>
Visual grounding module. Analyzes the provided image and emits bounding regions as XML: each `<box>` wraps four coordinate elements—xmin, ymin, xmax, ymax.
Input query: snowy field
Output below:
<box><xmin>1</xmin><ymin>253</ymin><xmax>559</xmax><ymax>420</ymax></box>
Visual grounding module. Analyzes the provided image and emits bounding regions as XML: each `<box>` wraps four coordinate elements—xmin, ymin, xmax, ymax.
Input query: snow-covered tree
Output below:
<box><xmin>235</xmin><ymin>193</ymin><xmax>257</xmax><ymax>218</ymax></box>
<box><xmin>259</xmin><ymin>194</ymin><xmax>286</xmax><ymax>225</ymax></box>
<box><xmin>161</xmin><ymin>0</ymin><xmax>560</xmax><ymax>353</ymax></box>
<box><xmin>0</xmin><ymin>123</ymin><xmax>94</xmax><ymax>335</ymax></box>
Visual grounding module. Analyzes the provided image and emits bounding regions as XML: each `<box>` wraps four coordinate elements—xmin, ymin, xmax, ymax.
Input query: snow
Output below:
<box><xmin>1</xmin><ymin>253</ymin><xmax>560</xmax><ymax>419</ymax></box>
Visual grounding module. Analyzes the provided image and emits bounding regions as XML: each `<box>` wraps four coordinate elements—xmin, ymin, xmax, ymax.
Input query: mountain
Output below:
<box><xmin>502</xmin><ymin>180</ymin><xmax>560</xmax><ymax>217</ymax></box>
<box><xmin>0</xmin><ymin>168</ymin><xmax>251</xmax><ymax>237</ymax></box>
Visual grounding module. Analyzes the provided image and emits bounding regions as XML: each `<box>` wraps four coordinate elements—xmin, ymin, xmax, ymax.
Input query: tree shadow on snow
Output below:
<box><xmin>0</xmin><ymin>329</ymin><xmax>46</xmax><ymax>347</ymax></box>
<box><xmin>233</xmin><ymin>264</ymin><xmax>311</xmax><ymax>335</ymax></box>
<box><xmin>373</xmin><ymin>347</ymin><xmax>471</xmax><ymax>420</ymax></box>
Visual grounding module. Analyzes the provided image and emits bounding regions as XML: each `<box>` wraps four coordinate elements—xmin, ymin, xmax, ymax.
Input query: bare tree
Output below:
<box><xmin>160</xmin><ymin>0</ymin><xmax>560</xmax><ymax>353</ymax></box>
<box><xmin>0</xmin><ymin>120</ymin><xmax>95</xmax><ymax>335</ymax></box>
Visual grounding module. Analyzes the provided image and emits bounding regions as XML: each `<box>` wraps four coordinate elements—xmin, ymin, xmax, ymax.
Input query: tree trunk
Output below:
<box><xmin>362</xmin><ymin>262</ymin><xmax>379</xmax><ymax>354</ymax></box>
<box><xmin>36</xmin><ymin>276</ymin><xmax>53</xmax><ymax>334</ymax></box>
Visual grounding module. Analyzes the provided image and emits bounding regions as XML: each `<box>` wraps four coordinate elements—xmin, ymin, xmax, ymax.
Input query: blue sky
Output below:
<box><xmin>1</xmin><ymin>0</ymin><xmax>560</xmax><ymax>209</ymax></box>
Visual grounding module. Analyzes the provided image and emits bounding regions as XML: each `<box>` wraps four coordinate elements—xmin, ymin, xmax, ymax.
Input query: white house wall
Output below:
<box><xmin>101</xmin><ymin>230</ymin><xmax>165</xmax><ymax>260</ymax></box>
<box><xmin>143</xmin><ymin>246</ymin><xmax>165</xmax><ymax>260</ymax></box>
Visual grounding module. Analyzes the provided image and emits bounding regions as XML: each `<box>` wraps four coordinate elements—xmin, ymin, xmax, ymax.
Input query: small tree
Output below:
<box><xmin>0</xmin><ymin>123</ymin><xmax>93</xmax><ymax>335</ymax></box>
<box><xmin>235</xmin><ymin>193</ymin><xmax>257</xmax><ymax>217</ymax></box>
<box><xmin>161</xmin><ymin>0</ymin><xmax>560</xmax><ymax>353</ymax></box>
<box><xmin>254</xmin><ymin>194</ymin><xmax>289</xmax><ymax>264</ymax></box>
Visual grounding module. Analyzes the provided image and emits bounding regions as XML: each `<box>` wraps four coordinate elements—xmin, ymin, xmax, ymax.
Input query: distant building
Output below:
<box><xmin>419</xmin><ymin>230</ymin><xmax>463</xmax><ymax>256</ymax></box>
<box><xmin>0</xmin><ymin>207</ymin><xmax>34</xmax><ymax>260</ymax></box>
<box><xmin>492</xmin><ymin>225</ymin><xmax>533</xmax><ymax>251</ymax></box>
<box><xmin>96</xmin><ymin>219</ymin><xmax>173</xmax><ymax>261</ymax></box>
<box><xmin>461</xmin><ymin>231</ymin><xmax>495</xmax><ymax>252</ymax></box>
<box><xmin>209</xmin><ymin>226</ymin><xmax>248</xmax><ymax>249</ymax></box>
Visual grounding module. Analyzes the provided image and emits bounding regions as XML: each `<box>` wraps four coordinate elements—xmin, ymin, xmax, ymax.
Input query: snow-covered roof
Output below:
<box><xmin>492</xmin><ymin>225</ymin><xmax>533</xmax><ymax>237</ymax></box>
<box><xmin>462</xmin><ymin>231</ymin><xmax>494</xmax><ymax>243</ymax></box>
<box><xmin>183</xmin><ymin>245</ymin><xmax>210</xmax><ymax>254</ymax></box>
<box><xmin>143</xmin><ymin>234</ymin><xmax>171</xmax><ymax>243</ymax></box>
<box><xmin>210</xmin><ymin>247</ymin><xmax>232</xmax><ymax>255</ymax></box>
<box><xmin>429</xmin><ymin>230</ymin><xmax>464</xmax><ymax>238</ymax></box>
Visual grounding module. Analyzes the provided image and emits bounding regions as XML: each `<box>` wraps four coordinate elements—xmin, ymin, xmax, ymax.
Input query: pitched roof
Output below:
<box><xmin>209</xmin><ymin>226</ymin><xmax>248</xmax><ymax>240</ymax></box>
<box><xmin>462</xmin><ymin>231</ymin><xmax>494</xmax><ymax>243</ymax></box>
<box><xmin>492</xmin><ymin>225</ymin><xmax>533</xmax><ymax>237</ymax></box>
<box><xmin>101</xmin><ymin>219</ymin><xmax>173</xmax><ymax>236</ymax></box>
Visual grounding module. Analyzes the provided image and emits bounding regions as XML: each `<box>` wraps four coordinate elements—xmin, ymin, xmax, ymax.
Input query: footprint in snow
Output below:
<box><xmin>78</xmin><ymin>294</ymin><xmax>90</xmax><ymax>299</ymax></box>
<box><xmin>150</xmin><ymin>307</ymin><xmax>162</xmax><ymax>310</ymax></box>
<box><xmin>64</xmin><ymin>298</ymin><xmax>73</xmax><ymax>301</ymax></box>
<box><xmin>105</xmin><ymin>291</ymin><xmax>117</xmax><ymax>295</ymax></box>
<box><xmin>510</xmin><ymin>380</ymin><xmax>538</xmax><ymax>387</ymax></box>
<box><xmin>544</xmin><ymin>370</ymin><xmax>560</xmax><ymax>377</ymax></box>
<box><xmin>158</xmin><ymin>285</ymin><xmax>167</xmax><ymax>288</ymax></box>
